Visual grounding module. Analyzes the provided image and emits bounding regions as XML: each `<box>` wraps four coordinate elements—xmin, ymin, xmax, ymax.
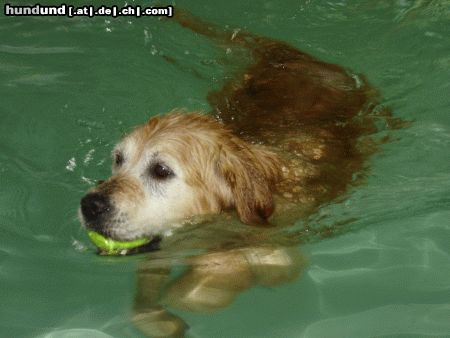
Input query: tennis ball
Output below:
<box><xmin>87</xmin><ymin>231</ymin><xmax>151</xmax><ymax>255</ymax></box>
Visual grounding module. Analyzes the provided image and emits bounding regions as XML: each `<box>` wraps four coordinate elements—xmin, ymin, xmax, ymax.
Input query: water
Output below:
<box><xmin>1</xmin><ymin>1</ymin><xmax>449</xmax><ymax>337</ymax></box>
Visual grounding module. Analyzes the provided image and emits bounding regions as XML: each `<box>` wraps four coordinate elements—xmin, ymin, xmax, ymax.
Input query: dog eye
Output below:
<box><xmin>114</xmin><ymin>152</ymin><xmax>124</xmax><ymax>166</ymax></box>
<box><xmin>150</xmin><ymin>163</ymin><xmax>174</xmax><ymax>180</ymax></box>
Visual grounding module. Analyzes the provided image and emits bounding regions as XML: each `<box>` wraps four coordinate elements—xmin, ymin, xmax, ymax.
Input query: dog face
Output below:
<box><xmin>80</xmin><ymin>113</ymin><xmax>281</xmax><ymax>241</ymax></box>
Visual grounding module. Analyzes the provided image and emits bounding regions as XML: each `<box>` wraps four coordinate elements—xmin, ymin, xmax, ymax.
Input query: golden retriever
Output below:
<box><xmin>78</xmin><ymin>10</ymin><xmax>404</xmax><ymax>338</ymax></box>
<box><xmin>80</xmin><ymin>11</ymin><xmax>399</xmax><ymax>247</ymax></box>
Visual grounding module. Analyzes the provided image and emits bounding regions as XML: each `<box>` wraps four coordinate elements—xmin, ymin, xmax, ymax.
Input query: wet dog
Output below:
<box><xmin>78</xmin><ymin>10</ymin><xmax>403</xmax><ymax>338</ymax></box>
<box><xmin>79</xmin><ymin>11</ymin><xmax>399</xmax><ymax>246</ymax></box>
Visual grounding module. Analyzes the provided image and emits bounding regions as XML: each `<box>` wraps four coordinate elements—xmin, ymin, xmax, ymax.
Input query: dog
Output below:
<box><xmin>79</xmin><ymin>12</ymin><xmax>396</xmax><ymax>244</ymax></box>
<box><xmin>79</xmin><ymin>11</ymin><xmax>399</xmax><ymax>243</ymax></box>
<box><xmin>78</xmin><ymin>10</ymin><xmax>403</xmax><ymax>338</ymax></box>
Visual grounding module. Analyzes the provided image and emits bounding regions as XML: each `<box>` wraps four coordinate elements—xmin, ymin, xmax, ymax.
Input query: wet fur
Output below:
<box><xmin>81</xmin><ymin>11</ymin><xmax>402</xmax><ymax>240</ymax></box>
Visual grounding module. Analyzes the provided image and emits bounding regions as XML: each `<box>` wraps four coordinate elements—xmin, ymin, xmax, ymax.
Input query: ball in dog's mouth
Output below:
<box><xmin>87</xmin><ymin>231</ymin><xmax>161</xmax><ymax>256</ymax></box>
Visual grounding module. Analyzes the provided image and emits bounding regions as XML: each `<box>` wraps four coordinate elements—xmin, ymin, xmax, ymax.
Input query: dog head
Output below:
<box><xmin>79</xmin><ymin>113</ymin><xmax>281</xmax><ymax>241</ymax></box>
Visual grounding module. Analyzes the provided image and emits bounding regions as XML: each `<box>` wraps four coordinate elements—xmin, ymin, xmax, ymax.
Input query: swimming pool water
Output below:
<box><xmin>1</xmin><ymin>1</ymin><xmax>449</xmax><ymax>337</ymax></box>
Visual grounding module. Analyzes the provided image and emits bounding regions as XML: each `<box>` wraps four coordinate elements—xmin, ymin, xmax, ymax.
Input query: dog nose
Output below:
<box><xmin>80</xmin><ymin>192</ymin><xmax>111</xmax><ymax>223</ymax></box>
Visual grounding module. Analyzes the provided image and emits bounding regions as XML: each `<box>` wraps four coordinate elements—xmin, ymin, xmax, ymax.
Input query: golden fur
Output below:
<box><xmin>105</xmin><ymin>112</ymin><xmax>282</xmax><ymax>227</ymax></box>
<box><xmin>80</xmin><ymin>10</ymin><xmax>402</xmax><ymax>241</ymax></box>
<box><xmin>141</xmin><ymin>112</ymin><xmax>281</xmax><ymax>224</ymax></box>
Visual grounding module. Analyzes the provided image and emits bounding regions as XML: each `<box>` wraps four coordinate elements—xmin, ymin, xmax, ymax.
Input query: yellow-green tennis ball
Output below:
<box><xmin>87</xmin><ymin>231</ymin><xmax>151</xmax><ymax>255</ymax></box>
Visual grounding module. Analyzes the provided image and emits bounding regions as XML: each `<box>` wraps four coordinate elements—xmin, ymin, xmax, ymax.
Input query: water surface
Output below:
<box><xmin>1</xmin><ymin>1</ymin><xmax>449</xmax><ymax>337</ymax></box>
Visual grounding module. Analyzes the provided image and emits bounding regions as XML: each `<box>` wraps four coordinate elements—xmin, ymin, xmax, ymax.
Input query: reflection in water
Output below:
<box><xmin>133</xmin><ymin>244</ymin><xmax>303</xmax><ymax>338</ymax></box>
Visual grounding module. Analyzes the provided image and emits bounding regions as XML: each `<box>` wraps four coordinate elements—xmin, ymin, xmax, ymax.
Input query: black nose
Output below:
<box><xmin>80</xmin><ymin>192</ymin><xmax>111</xmax><ymax>224</ymax></box>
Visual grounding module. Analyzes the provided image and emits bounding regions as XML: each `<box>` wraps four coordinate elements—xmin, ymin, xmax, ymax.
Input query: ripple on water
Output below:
<box><xmin>301</xmin><ymin>304</ymin><xmax>450</xmax><ymax>338</ymax></box>
<box><xmin>0</xmin><ymin>45</ymin><xmax>83</xmax><ymax>54</ymax></box>
<box><xmin>36</xmin><ymin>329</ymin><xmax>113</xmax><ymax>338</ymax></box>
<box><xmin>9</xmin><ymin>72</ymin><xmax>68</xmax><ymax>87</ymax></box>
<box><xmin>0</xmin><ymin>167</ymin><xmax>33</xmax><ymax>226</ymax></box>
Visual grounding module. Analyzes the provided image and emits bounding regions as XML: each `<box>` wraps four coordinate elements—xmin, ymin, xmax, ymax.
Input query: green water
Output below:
<box><xmin>1</xmin><ymin>1</ymin><xmax>450</xmax><ymax>337</ymax></box>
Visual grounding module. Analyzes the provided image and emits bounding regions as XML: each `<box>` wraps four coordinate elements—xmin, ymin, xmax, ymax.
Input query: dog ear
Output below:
<box><xmin>218</xmin><ymin>138</ymin><xmax>281</xmax><ymax>225</ymax></box>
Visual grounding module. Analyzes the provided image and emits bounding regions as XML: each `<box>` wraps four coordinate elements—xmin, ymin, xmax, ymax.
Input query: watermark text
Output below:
<box><xmin>4</xmin><ymin>4</ymin><xmax>174</xmax><ymax>18</ymax></box>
